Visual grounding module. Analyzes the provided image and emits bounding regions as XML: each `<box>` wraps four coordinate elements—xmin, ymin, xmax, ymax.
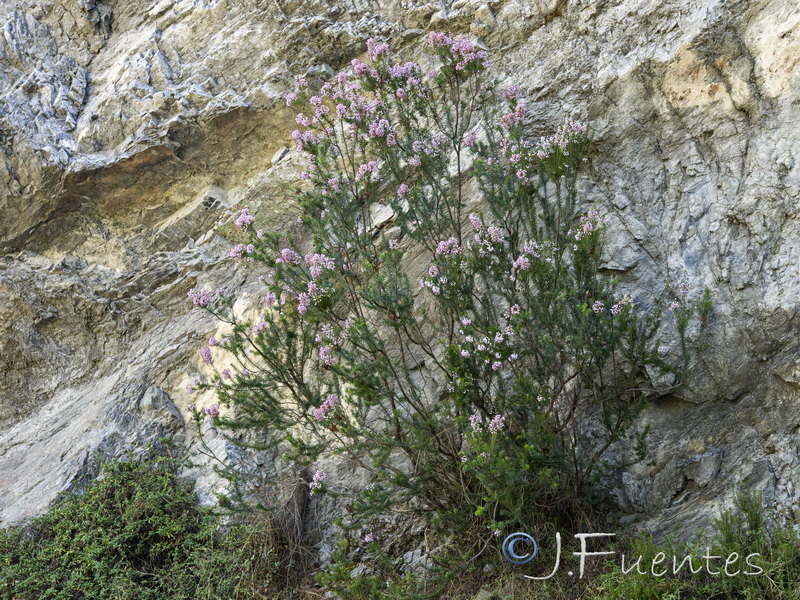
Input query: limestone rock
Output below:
<box><xmin>0</xmin><ymin>0</ymin><xmax>798</xmax><ymax>546</ymax></box>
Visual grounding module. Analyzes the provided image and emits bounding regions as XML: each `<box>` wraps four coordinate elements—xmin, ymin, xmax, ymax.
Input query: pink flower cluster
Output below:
<box><xmin>305</xmin><ymin>253</ymin><xmax>335</xmax><ymax>279</ymax></box>
<box><xmin>488</xmin><ymin>415</ymin><xmax>505</xmax><ymax>434</ymax></box>
<box><xmin>468</xmin><ymin>413</ymin><xmax>506</xmax><ymax>434</ymax></box>
<box><xmin>501</xmin><ymin>101</ymin><xmax>527</xmax><ymax>129</ymax></box>
<box><xmin>366</xmin><ymin>38</ymin><xmax>390</xmax><ymax>61</ymax></box>
<box><xmin>464</xmin><ymin>216</ymin><xmax>505</xmax><ymax>257</ymax></box>
<box><xmin>469</xmin><ymin>213</ymin><xmax>482</xmax><ymax>231</ymax></box>
<box><xmin>535</xmin><ymin>117</ymin><xmax>589</xmax><ymax>160</ymax></box>
<box><xmin>319</xmin><ymin>345</ymin><xmax>334</xmax><ymax>367</ymax></box>
<box><xmin>427</xmin><ymin>31</ymin><xmax>492</xmax><ymax>71</ymax></box>
<box><xmin>188</xmin><ymin>287</ymin><xmax>221</xmax><ymax>307</ymax></box>
<box><xmin>469</xmin><ymin>413</ymin><xmax>483</xmax><ymax>432</ymax></box>
<box><xmin>435</xmin><ymin>237</ymin><xmax>462</xmax><ymax>255</ymax></box>
<box><xmin>188</xmin><ymin>288</ymin><xmax>211</xmax><ymax>306</ymax></box>
<box><xmin>200</xmin><ymin>347</ymin><xmax>212</xmax><ymax>365</ymax></box>
<box><xmin>277</xmin><ymin>248</ymin><xmax>301</xmax><ymax>265</ymax></box>
<box><xmin>420</xmin><ymin>262</ymin><xmax>449</xmax><ymax>296</ymax></box>
<box><xmin>313</xmin><ymin>393</ymin><xmax>338</xmax><ymax>422</ymax></box>
<box><xmin>355</xmin><ymin>160</ymin><xmax>379</xmax><ymax>182</ymax></box>
<box><xmin>186</xmin><ymin>375</ymin><xmax>201</xmax><ymax>394</ymax></box>
<box><xmin>309</xmin><ymin>469</ymin><xmax>327</xmax><ymax>496</ymax></box>
<box><xmin>572</xmin><ymin>209</ymin><xmax>608</xmax><ymax>242</ymax></box>
<box><xmin>234</xmin><ymin>207</ymin><xmax>255</xmax><ymax>229</ymax></box>
<box><xmin>610</xmin><ymin>294</ymin><xmax>635</xmax><ymax>315</ymax></box>
<box><xmin>503</xmin><ymin>85</ymin><xmax>521</xmax><ymax>100</ymax></box>
<box><xmin>205</xmin><ymin>404</ymin><xmax>220</xmax><ymax>418</ymax></box>
<box><xmin>456</xmin><ymin>318</ymin><xmax>516</xmax><ymax>370</ymax></box>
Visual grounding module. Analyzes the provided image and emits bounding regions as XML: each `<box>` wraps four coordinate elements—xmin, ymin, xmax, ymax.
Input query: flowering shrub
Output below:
<box><xmin>186</xmin><ymin>33</ymin><xmax>710</xmax><ymax>590</ymax></box>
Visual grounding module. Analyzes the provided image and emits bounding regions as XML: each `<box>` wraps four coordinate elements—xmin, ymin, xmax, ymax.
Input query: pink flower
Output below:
<box><xmin>509</xmin><ymin>304</ymin><xmax>521</xmax><ymax>315</ymax></box>
<box><xmin>512</xmin><ymin>256</ymin><xmax>530</xmax><ymax>271</ymax></box>
<box><xmin>388</xmin><ymin>239</ymin><xmax>399</xmax><ymax>250</ymax></box>
<box><xmin>364</xmin><ymin>532</ymin><xmax>374</xmax><ymax>543</ymax></box>
<box><xmin>397</xmin><ymin>183</ymin><xmax>410</xmax><ymax>198</ymax></box>
<box><xmin>279</xmin><ymin>248</ymin><xmax>300</xmax><ymax>265</ymax></box>
<box><xmin>234</xmin><ymin>207</ymin><xmax>255</xmax><ymax>229</ymax></box>
<box><xmin>468</xmin><ymin>213</ymin><xmax>483</xmax><ymax>231</ymax></box>
<box><xmin>504</xmin><ymin>85</ymin><xmax>521</xmax><ymax>100</ymax></box>
<box><xmin>200</xmin><ymin>347</ymin><xmax>212</xmax><ymax>365</ymax></box>
<box><xmin>488</xmin><ymin>414</ymin><xmax>505</xmax><ymax>434</ymax></box>
<box><xmin>205</xmin><ymin>404</ymin><xmax>219</xmax><ymax>418</ymax></box>
<box><xmin>186</xmin><ymin>375</ymin><xmax>201</xmax><ymax>394</ymax></box>
<box><xmin>469</xmin><ymin>413</ymin><xmax>482</xmax><ymax>432</ymax></box>
<box><xmin>313</xmin><ymin>394</ymin><xmax>338</xmax><ymax>421</ymax></box>
<box><xmin>319</xmin><ymin>346</ymin><xmax>334</xmax><ymax>366</ymax></box>
<box><xmin>366</xmin><ymin>38</ymin><xmax>390</xmax><ymax>60</ymax></box>
<box><xmin>188</xmin><ymin>288</ymin><xmax>212</xmax><ymax>307</ymax></box>
<box><xmin>305</xmin><ymin>253</ymin><xmax>335</xmax><ymax>279</ymax></box>
<box><xmin>592</xmin><ymin>300</ymin><xmax>604</xmax><ymax>314</ymax></box>
<box><xmin>297</xmin><ymin>293</ymin><xmax>310</xmax><ymax>316</ymax></box>
<box><xmin>463</xmin><ymin>131</ymin><xmax>477</xmax><ymax>148</ymax></box>
<box><xmin>309</xmin><ymin>469</ymin><xmax>327</xmax><ymax>496</ymax></box>
<box><xmin>222</xmin><ymin>369</ymin><xmax>232</xmax><ymax>380</ymax></box>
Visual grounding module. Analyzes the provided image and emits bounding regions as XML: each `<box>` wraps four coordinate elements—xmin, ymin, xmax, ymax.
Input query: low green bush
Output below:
<box><xmin>595</xmin><ymin>490</ymin><xmax>800</xmax><ymax>600</ymax></box>
<box><xmin>0</xmin><ymin>456</ymin><xmax>292</xmax><ymax>600</ymax></box>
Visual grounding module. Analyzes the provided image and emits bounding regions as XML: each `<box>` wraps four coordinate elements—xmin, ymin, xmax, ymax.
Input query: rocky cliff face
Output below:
<box><xmin>1</xmin><ymin>0</ymin><xmax>798</xmax><ymax>539</ymax></box>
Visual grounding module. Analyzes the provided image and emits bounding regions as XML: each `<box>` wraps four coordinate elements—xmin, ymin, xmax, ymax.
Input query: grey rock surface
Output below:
<box><xmin>0</xmin><ymin>0</ymin><xmax>798</xmax><ymax>541</ymax></box>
